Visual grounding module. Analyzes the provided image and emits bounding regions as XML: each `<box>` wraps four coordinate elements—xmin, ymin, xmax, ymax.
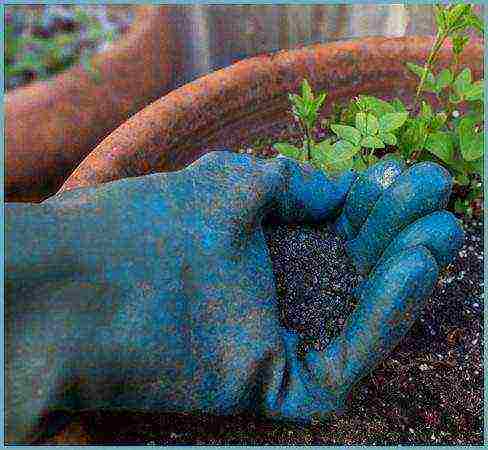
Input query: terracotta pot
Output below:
<box><xmin>5</xmin><ymin>6</ymin><xmax>174</xmax><ymax>202</ymax></box>
<box><xmin>59</xmin><ymin>36</ymin><xmax>483</xmax><ymax>195</ymax></box>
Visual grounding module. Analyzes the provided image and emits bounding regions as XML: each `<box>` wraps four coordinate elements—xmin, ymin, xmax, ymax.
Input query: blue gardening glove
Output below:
<box><xmin>5</xmin><ymin>152</ymin><xmax>463</xmax><ymax>444</ymax></box>
<box><xmin>304</xmin><ymin>157</ymin><xmax>464</xmax><ymax>401</ymax></box>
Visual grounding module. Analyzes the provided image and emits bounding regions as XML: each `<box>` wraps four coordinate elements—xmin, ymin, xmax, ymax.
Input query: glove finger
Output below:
<box><xmin>376</xmin><ymin>210</ymin><xmax>464</xmax><ymax>272</ymax></box>
<box><xmin>264</xmin><ymin>155</ymin><xmax>358</xmax><ymax>224</ymax></box>
<box><xmin>335</xmin><ymin>157</ymin><xmax>406</xmax><ymax>240</ymax></box>
<box><xmin>355</xmin><ymin>210</ymin><xmax>463</xmax><ymax>300</ymax></box>
<box><xmin>346</xmin><ymin>162</ymin><xmax>452</xmax><ymax>275</ymax></box>
<box><xmin>303</xmin><ymin>245</ymin><xmax>438</xmax><ymax>399</ymax></box>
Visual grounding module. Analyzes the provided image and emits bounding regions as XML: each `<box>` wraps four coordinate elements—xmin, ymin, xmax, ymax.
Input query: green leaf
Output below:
<box><xmin>330</xmin><ymin>124</ymin><xmax>362</xmax><ymax>146</ymax></box>
<box><xmin>315</xmin><ymin>138</ymin><xmax>333</xmax><ymax>149</ymax></box>
<box><xmin>452</xmin><ymin>33</ymin><xmax>470</xmax><ymax>55</ymax></box>
<box><xmin>424</xmin><ymin>131</ymin><xmax>454</xmax><ymax>164</ymax></box>
<box><xmin>433</xmin><ymin>112</ymin><xmax>448</xmax><ymax>129</ymax></box>
<box><xmin>330</xmin><ymin>140</ymin><xmax>361</xmax><ymax>162</ymax></box>
<box><xmin>406</xmin><ymin>62</ymin><xmax>435</xmax><ymax>87</ymax></box>
<box><xmin>392</xmin><ymin>98</ymin><xmax>407</xmax><ymax>112</ymax></box>
<box><xmin>302</xmin><ymin>101</ymin><xmax>313</xmax><ymax>119</ymax></box>
<box><xmin>301</xmin><ymin>79</ymin><xmax>313</xmax><ymax>102</ymax></box>
<box><xmin>449</xmin><ymin>91</ymin><xmax>463</xmax><ymax>104</ymax></box>
<box><xmin>355</xmin><ymin>113</ymin><xmax>379</xmax><ymax>136</ymax></box>
<box><xmin>288</xmin><ymin>93</ymin><xmax>300</xmax><ymax>105</ymax></box>
<box><xmin>310</xmin><ymin>140</ymin><xmax>333</xmax><ymax>166</ymax></box>
<box><xmin>434</xmin><ymin>5</ymin><xmax>447</xmax><ymax>31</ymax></box>
<box><xmin>360</xmin><ymin>136</ymin><xmax>385</xmax><ymax>149</ymax></box>
<box><xmin>330</xmin><ymin>157</ymin><xmax>355</xmax><ymax>173</ymax></box>
<box><xmin>379</xmin><ymin>132</ymin><xmax>397</xmax><ymax>146</ymax></box>
<box><xmin>352</xmin><ymin>157</ymin><xmax>367</xmax><ymax>172</ymax></box>
<box><xmin>458</xmin><ymin>116</ymin><xmax>483</xmax><ymax>161</ymax></box>
<box><xmin>406</xmin><ymin>62</ymin><xmax>427</xmax><ymax>79</ymax></box>
<box><xmin>436</xmin><ymin>68</ymin><xmax>453</xmax><ymax>90</ymax></box>
<box><xmin>468</xmin><ymin>157</ymin><xmax>484</xmax><ymax>177</ymax></box>
<box><xmin>398</xmin><ymin>117</ymin><xmax>428</xmax><ymax>157</ymax></box>
<box><xmin>356</xmin><ymin>95</ymin><xmax>395</xmax><ymax>116</ymax></box>
<box><xmin>355</xmin><ymin>112</ymin><xmax>366</xmax><ymax>135</ymax></box>
<box><xmin>367</xmin><ymin>114</ymin><xmax>380</xmax><ymax>135</ymax></box>
<box><xmin>442</xmin><ymin>156</ymin><xmax>467</xmax><ymax>175</ymax></box>
<box><xmin>315</xmin><ymin>92</ymin><xmax>327</xmax><ymax>109</ymax></box>
<box><xmin>379</xmin><ymin>112</ymin><xmax>409</xmax><ymax>132</ymax></box>
<box><xmin>289</xmin><ymin>95</ymin><xmax>305</xmax><ymax>116</ymax></box>
<box><xmin>420</xmin><ymin>101</ymin><xmax>433</xmax><ymax>119</ymax></box>
<box><xmin>273</xmin><ymin>142</ymin><xmax>302</xmax><ymax>160</ymax></box>
<box><xmin>465</xmin><ymin>80</ymin><xmax>484</xmax><ymax>101</ymax></box>
<box><xmin>455</xmin><ymin>173</ymin><xmax>471</xmax><ymax>186</ymax></box>
<box><xmin>446</xmin><ymin>4</ymin><xmax>471</xmax><ymax>28</ymax></box>
<box><xmin>453</xmin><ymin>68</ymin><xmax>472</xmax><ymax>96</ymax></box>
<box><xmin>454</xmin><ymin>198</ymin><xmax>468</xmax><ymax>215</ymax></box>
<box><xmin>467</xmin><ymin>11</ymin><xmax>484</xmax><ymax>36</ymax></box>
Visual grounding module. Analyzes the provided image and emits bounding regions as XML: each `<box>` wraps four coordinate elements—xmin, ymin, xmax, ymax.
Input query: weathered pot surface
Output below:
<box><xmin>5</xmin><ymin>6</ymin><xmax>175</xmax><ymax>202</ymax></box>
<box><xmin>59</xmin><ymin>36</ymin><xmax>483</xmax><ymax>194</ymax></box>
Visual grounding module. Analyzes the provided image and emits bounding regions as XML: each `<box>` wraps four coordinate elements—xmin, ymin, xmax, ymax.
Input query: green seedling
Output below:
<box><xmin>273</xmin><ymin>4</ymin><xmax>483</xmax><ymax>217</ymax></box>
<box><xmin>403</xmin><ymin>3</ymin><xmax>484</xmax><ymax>216</ymax></box>
<box><xmin>274</xmin><ymin>79</ymin><xmax>328</xmax><ymax>164</ymax></box>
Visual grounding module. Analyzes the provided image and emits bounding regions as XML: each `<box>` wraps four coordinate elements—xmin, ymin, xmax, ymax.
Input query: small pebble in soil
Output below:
<box><xmin>264</xmin><ymin>222</ymin><xmax>363</xmax><ymax>352</ymax></box>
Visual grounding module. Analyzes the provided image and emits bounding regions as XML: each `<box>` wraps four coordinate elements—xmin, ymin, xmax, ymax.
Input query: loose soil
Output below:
<box><xmin>43</xmin><ymin>216</ymin><xmax>483</xmax><ymax>445</ymax></box>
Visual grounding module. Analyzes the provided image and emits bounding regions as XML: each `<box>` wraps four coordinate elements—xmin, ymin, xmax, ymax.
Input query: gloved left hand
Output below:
<box><xmin>5</xmin><ymin>151</ymin><xmax>463</xmax><ymax>443</ymax></box>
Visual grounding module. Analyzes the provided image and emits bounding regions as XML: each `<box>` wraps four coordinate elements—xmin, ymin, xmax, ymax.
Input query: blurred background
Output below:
<box><xmin>5</xmin><ymin>5</ymin><xmax>134</xmax><ymax>90</ymax></box>
<box><xmin>5</xmin><ymin>4</ymin><xmax>446</xmax><ymax>92</ymax></box>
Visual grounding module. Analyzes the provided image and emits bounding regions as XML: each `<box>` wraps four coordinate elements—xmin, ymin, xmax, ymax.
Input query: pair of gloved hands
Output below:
<box><xmin>5</xmin><ymin>151</ymin><xmax>463</xmax><ymax>443</ymax></box>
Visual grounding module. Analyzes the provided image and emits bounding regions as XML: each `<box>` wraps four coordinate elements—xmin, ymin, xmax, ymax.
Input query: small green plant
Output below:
<box><xmin>273</xmin><ymin>3</ymin><xmax>484</xmax><ymax>217</ymax></box>
<box><xmin>329</xmin><ymin>96</ymin><xmax>408</xmax><ymax>171</ymax></box>
<box><xmin>402</xmin><ymin>4</ymin><xmax>484</xmax><ymax>216</ymax></box>
<box><xmin>273</xmin><ymin>79</ymin><xmax>330</xmax><ymax>168</ymax></box>
<box><xmin>274</xmin><ymin>81</ymin><xmax>409</xmax><ymax>174</ymax></box>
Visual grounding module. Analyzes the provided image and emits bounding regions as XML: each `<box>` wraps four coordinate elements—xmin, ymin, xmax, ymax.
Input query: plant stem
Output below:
<box><xmin>452</xmin><ymin>52</ymin><xmax>460</xmax><ymax>78</ymax></box>
<box><xmin>360</xmin><ymin>148</ymin><xmax>368</xmax><ymax>166</ymax></box>
<box><xmin>444</xmin><ymin>51</ymin><xmax>460</xmax><ymax>123</ymax></box>
<box><xmin>301</xmin><ymin>120</ymin><xmax>312</xmax><ymax>162</ymax></box>
<box><xmin>413</xmin><ymin>30</ymin><xmax>449</xmax><ymax>109</ymax></box>
<box><xmin>306</xmin><ymin>133</ymin><xmax>312</xmax><ymax>162</ymax></box>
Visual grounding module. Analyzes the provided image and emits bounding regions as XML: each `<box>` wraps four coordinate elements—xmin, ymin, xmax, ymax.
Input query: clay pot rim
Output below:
<box><xmin>60</xmin><ymin>35</ymin><xmax>483</xmax><ymax>194</ymax></box>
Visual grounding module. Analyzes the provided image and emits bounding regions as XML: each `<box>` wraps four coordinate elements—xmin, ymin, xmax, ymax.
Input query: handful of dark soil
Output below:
<box><xmin>264</xmin><ymin>223</ymin><xmax>363</xmax><ymax>352</ymax></box>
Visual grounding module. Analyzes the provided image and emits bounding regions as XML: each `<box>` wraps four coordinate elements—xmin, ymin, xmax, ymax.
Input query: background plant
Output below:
<box><xmin>274</xmin><ymin>3</ymin><xmax>484</xmax><ymax>217</ymax></box>
<box><xmin>5</xmin><ymin>6</ymin><xmax>132</xmax><ymax>90</ymax></box>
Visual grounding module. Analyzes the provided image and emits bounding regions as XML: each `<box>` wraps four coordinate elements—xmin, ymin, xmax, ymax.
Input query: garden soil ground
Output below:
<box><xmin>45</xmin><ymin>216</ymin><xmax>483</xmax><ymax>446</ymax></box>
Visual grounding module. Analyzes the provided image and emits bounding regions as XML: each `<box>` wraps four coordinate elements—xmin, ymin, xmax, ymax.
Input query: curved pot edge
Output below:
<box><xmin>59</xmin><ymin>35</ymin><xmax>483</xmax><ymax>194</ymax></box>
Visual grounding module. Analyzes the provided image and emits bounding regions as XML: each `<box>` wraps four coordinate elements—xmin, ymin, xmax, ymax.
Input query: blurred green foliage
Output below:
<box><xmin>5</xmin><ymin>6</ymin><xmax>119</xmax><ymax>89</ymax></box>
